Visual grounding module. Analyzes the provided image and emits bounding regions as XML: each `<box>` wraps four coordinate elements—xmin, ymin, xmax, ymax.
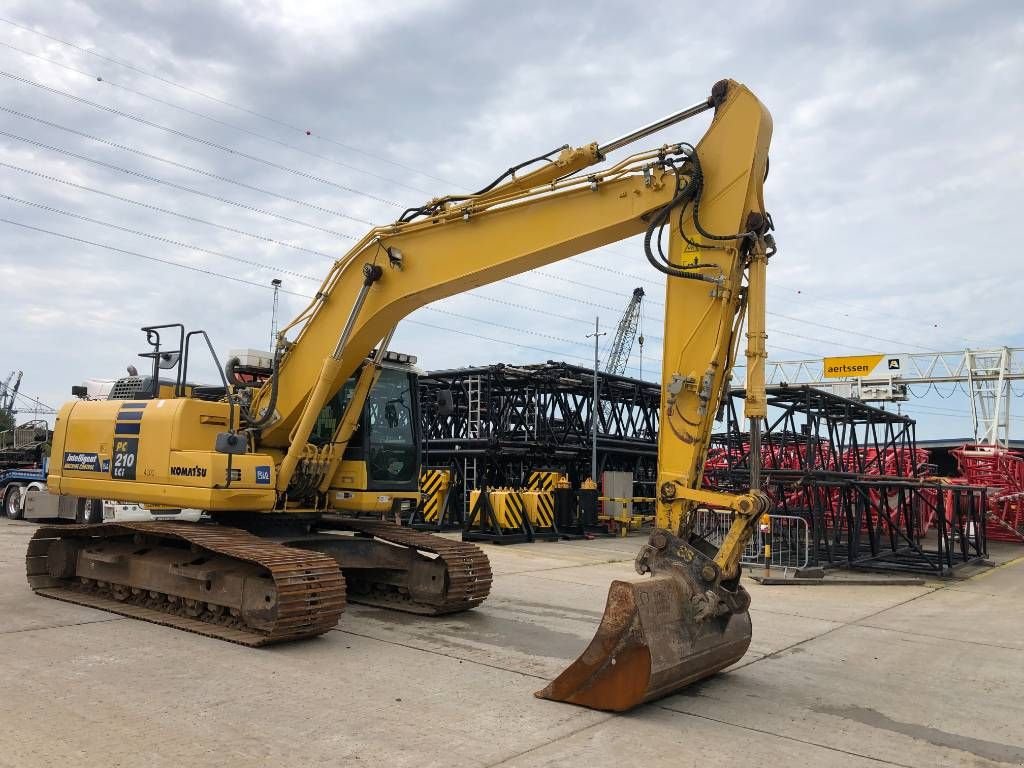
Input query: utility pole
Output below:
<box><xmin>270</xmin><ymin>278</ymin><xmax>282</xmax><ymax>351</ymax></box>
<box><xmin>586</xmin><ymin>317</ymin><xmax>606</xmax><ymax>482</ymax></box>
<box><xmin>638</xmin><ymin>304</ymin><xmax>645</xmax><ymax>380</ymax></box>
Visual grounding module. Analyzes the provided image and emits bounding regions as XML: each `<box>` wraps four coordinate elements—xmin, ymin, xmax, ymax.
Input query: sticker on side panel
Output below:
<box><xmin>255</xmin><ymin>465</ymin><xmax>272</xmax><ymax>485</ymax></box>
<box><xmin>111</xmin><ymin>438</ymin><xmax>139</xmax><ymax>480</ymax></box>
<box><xmin>63</xmin><ymin>451</ymin><xmax>101</xmax><ymax>472</ymax></box>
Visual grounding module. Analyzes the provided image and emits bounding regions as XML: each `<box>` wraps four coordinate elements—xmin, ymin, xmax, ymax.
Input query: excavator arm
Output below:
<box><xmin>45</xmin><ymin>78</ymin><xmax>774</xmax><ymax>711</ymax></box>
<box><xmin>255</xmin><ymin>78</ymin><xmax>774</xmax><ymax>711</ymax></box>
<box><xmin>250</xmin><ymin>81</ymin><xmax>770</xmax><ymax>526</ymax></box>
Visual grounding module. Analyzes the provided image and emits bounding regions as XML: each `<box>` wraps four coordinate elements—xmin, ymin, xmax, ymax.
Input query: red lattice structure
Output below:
<box><xmin>703</xmin><ymin>387</ymin><xmax>988</xmax><ymax>575</ymax></box>
<box><xmin>703</xmin><ymin>443</ymin><xmax>934</xmax><ymax>534</ymax></box>
<box><xmin>703</xmin><ymin>440</ymin><xmax>808</xmax><ymax>509</ymax></box>
<box><xmin>951</xmin><ymin>444</ymin><xmax>1024</xmax><ymax>543</ymax></box>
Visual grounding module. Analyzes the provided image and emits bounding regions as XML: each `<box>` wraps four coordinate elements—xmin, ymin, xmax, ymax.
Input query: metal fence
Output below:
<box><xmin>692</xmin><ymin>508</ymin><xmax>811</xmax><ymax>571</ymax></box>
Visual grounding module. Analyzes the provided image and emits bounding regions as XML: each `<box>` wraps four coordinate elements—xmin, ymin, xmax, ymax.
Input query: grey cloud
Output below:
<box><xmin>1</xmin><ymin>0</ymin><xmax>1022</xmax><ymax>438</ymax></box>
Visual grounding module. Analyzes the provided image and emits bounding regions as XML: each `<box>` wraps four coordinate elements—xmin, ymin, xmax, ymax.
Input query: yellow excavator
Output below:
<box><xmin>29</xmin><ymin>78</ymin><xmax>773</xmax><ymax>712</ymax></box>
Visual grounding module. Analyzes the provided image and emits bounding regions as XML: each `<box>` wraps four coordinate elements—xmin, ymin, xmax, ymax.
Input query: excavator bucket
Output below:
<box><xmin>536</xmin><ymin>529</ymin><xmax>752</xmax><ymax>712</ymax></box>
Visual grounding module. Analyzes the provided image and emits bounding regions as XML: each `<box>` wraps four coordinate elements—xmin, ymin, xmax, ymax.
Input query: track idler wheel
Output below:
<box><xmin>535</xmin><ymin>528</ymin><xmax>752</xmax><ymax>712</ymax></box>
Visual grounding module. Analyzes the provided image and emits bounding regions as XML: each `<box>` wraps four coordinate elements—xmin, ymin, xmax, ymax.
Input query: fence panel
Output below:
<box><xmin>692</xmin><ymin>508</ymin><xmax>810</xmax><ymax>570</ymax></box>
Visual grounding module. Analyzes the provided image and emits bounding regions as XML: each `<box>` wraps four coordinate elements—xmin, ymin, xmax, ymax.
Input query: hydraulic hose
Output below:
<box><xmin>240</xmin><ymin>345</ymin><xmax>282</xmax><ymax>429</ymax></box>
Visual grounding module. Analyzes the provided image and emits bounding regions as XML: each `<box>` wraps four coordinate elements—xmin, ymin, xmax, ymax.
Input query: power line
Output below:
<box><xmin>773</xmin><ymin>288</ymin><xmax>991</xmax><ymax>346</ymax></box>
<box><xmin>0</xmin><ymin>102</ymin><xmax>882</xmax><ymax>359</ymax></box>
<box><xmin>0</xmin><ymin>216</ymin><xmax>656</xmax><ymax>373</ymax></box>
<box><xmin>766</xmin><ymin>328</ymin><xmax>880</xmax><ymax>354</ymax></box>
<box><xmin>0</xmin><ymin>69</ymin><xmax>404</xmax><ymax>208</ymax></box>
<box><xmin>0</xmin><ymin>15</ymin><xmax>460</xmax><ymax>187</ymax></box>
<box><xmin>0</xmin><ymin>216</ymin><xmax>317</xmax><ymax>294</ymax></box>
<box><xmin>532</xmin><ymin>268</ymin><xmax>647</xmax><ymax>300</ymax></box>
<box><xmin>0</xmin><ymin>156</ymin><xmax>835</xmax><ymax>361</ymax></box>
<box><xmin>0</xmin><ymin>69</ymin><xmax>946</xmax><ymax>356</ymax></box>
<box><xmin>3</xmin><ymin>106</ymin><xmax>375</xmax><ymax>224</ymax></box>
<box><xmin>504</xmin><ymin>279</ymin><xmax>854</xmax><ymax>355</ymax></box>
<box><xmin>0</xmin><ymin>187</ymin><xmax>669</xmax><ymax>366</ymax></box>
<box><xmin>0</xmin><ymin>39</ymin><xmax>438</xmax><ymax>197</ymax></box>
<box><xmin>1</xmin><ymin>190</ymin><xmax>664</xmax><ymax>359</ymax></box>
<box><xmin>523</xmin><ymin>267</ymin><xmax>940</xmax><ymax>353</ymax></box>
<box><xmin>7</xmin><ymin>105</ymin><xmax>849</xmax><ymax>356</ymax></box>
<box><xmin>403</xmin><ymin>319</ymin><xmax>621</xmax><ymax>370</ymax></box>
<box><xmin>468</xmin><ymin>291</ymin><xmax>651</xmax><ymax>332</ymax></box>
<box><xmin>3</xmin><ymin>190</ymin><xmax>666</xmax><ymax>358</ymax></box>
<box><xmin>0</xmin><ymin>160</ymin><xmax>338</xmax><ymax>259</ymax></box>
<box><xmin>0</xmin><ymin>19</ymin><xmax>994</xmax><ymax>350</ymax></box>
<box><xmin>12</xmin><ymin>389</ymin><xmax>54</xmax><ymax>412</ymax></box>
<box><xmin>17</xmin><ymin>96</ymin><xmax>933</xmax><ymax>362</ymax></box>
<box><xmin>582</xmin><ymin>247</ymin><xmax>990</xmax><ymax>348</ymax></box>
<box><xmin>423</xmin><ymin>306</ymin><xmax>660</xmax><ymax>361</ymax></box>
<box><xmin>1</xmin><ymin>193</ymin><xmax>318</xmax><ymax>281</ymax></box>
<box><xmin>0</xmin><ymin>128</ymin><xmax>364</xmax><ymax>236</ymax></box>
<box><xmin>767</xmin><ymin>310</ymin><xmax>938</xmax><ymax>353</ymax></box>
<box><xmin>3</xmin><ymin>157</ymin><xmax>826</xmax><ymax>361</ymax></box>
<box><xmin>517</xmin><ymin>286</ymin><xmax>869</xmax><ymax>353</ymax></box>
<box><xmin>425</xmin><ymin>307</ymin><xmax>585</xmax><ymax>348</ymax></box>
<box><xmin>0</xmin><ymin>22</ymin><xmax>962</xmax><ymax>375</ymax></box>
<box><xmin>0</xmin><ymin>120</ymin><xmax>830</xmax><ymax>355</ymax></box>
<box><xmin>899</xmin><ymin>401</ymin><xmax>1024</xmax><ymax>422</ymax></box>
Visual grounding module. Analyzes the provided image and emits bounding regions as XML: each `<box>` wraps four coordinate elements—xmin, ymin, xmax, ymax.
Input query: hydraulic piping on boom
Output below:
<box><xmin>37</xmin><ymin>78</ymin><xmax>774</xmax><ymax>712</ymax></box>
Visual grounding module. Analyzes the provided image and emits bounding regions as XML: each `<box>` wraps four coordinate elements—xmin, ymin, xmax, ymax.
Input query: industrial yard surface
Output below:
<box><xmin>1</xmin><ymin>519</ymin><xmax>1021</xmax><ymax>768</ymax></box>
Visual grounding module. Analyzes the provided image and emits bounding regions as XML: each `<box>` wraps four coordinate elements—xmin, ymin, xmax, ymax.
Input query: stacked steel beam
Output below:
<box><xmin>704</xmin><ymin>385</ymin><xmax>988</xmax><ymax>575</ymax></box>
<box><xmin>418</xmin><ymin>361</ymin><xmax>660</xmax><ymax>518</ymax></box>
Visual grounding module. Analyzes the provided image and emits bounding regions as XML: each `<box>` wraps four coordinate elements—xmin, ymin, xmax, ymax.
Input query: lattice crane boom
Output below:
<box><xmin>604</xmin><ymin>287</ymin><xmax>645</xmax><ymax>376</ymax></box>
<box><xmin>1</xmin><ymin>370</ymin><xmax>23</xmax><ymax>418</ymax></box>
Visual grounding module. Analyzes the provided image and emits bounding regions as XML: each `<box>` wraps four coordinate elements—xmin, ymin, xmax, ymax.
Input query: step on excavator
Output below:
<box><xmin>30</xmin><ymin>78</ymin><xmax>774</xmax><ymax>712</ymax></box>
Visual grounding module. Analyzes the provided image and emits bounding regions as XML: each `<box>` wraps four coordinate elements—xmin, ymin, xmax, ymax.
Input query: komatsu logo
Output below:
<box><xmin>170</xmin><ymin>465</ymin><xmax>208</xmax><ymax>478</ymax></box>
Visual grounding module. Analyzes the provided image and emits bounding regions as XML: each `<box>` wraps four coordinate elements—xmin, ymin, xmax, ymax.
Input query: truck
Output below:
<box><xmin>0</xmin><ymin>419</ymin><xmax>52</xmax><ymax>521</ymax></box>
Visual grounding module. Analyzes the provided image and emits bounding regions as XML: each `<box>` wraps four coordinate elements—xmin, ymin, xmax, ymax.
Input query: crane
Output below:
<box><xmin>605</xmin><ymin>287</ymin><xmax>645</xmax><ymax>377</ymax></box>
<box><xmin>30</xmin><ymin>79</ymin><xmax>773</xmax><ymax>712</ymax></box>
<box><xmin>0</xmin><ymin>371</ymin><xmax>23</xmax><ymax>423</ymax></box>
<box><xmin>599</xmin><ymin>287</ymin><xmax>645</xmax><ymax>433</ymax></box>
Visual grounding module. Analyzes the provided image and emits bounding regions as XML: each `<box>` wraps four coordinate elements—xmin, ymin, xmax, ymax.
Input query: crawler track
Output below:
<box><xmin>26</xmin><ymin>522</ymin><xmax>346</xmax><ymax>646</ymax></box>
<box><xmin>322</xmin><ymin>519</ymin><xmax>493</xmax><ymax>614</ymax></box>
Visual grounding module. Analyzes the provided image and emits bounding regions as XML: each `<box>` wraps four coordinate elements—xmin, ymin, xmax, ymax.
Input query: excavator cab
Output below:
<box><xmin>311</xmin><ymin>354</ymin><xmax>423</xmax><ymax>517</ymax></box>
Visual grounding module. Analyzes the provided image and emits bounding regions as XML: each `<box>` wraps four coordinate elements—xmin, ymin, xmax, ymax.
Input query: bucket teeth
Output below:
<box><xmin>536</xmin><ymin>529</ymin><xmax>752</xmax><ymax>712</ymax></box>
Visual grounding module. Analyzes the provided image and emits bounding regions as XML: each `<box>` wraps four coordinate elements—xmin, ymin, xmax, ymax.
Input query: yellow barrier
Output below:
<box><xmin>420</xmin><ymin>468</ymin><xmax>451</xmax><ymax>523</ymax></box>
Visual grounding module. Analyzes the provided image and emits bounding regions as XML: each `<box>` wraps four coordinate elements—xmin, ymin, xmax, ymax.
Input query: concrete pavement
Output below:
<box><xmin>1</xmin><ymin>519</ymin><xmax>1021</xmax><ymax>767</ymax></box>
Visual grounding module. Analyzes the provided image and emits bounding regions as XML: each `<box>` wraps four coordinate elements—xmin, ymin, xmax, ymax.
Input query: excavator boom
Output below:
<box><xmin>39</xmin><ymin>78</ymin><xmax>774</xmax><ymax>712</ymax></box>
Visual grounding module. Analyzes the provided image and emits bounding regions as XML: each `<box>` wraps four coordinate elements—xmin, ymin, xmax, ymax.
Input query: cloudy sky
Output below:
<box><xmin>1</xmin><ymin>0</ymin><xmax>1022</xmax><ymax>439</ymax></box>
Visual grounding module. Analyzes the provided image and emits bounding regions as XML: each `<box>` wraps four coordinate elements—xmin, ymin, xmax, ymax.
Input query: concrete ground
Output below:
<box><xmin>1</xmin><ymin>519</ymin><xmax>1022</xmax><ymax>768</ymax></box>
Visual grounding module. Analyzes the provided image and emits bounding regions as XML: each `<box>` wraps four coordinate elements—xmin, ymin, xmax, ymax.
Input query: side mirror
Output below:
<box><xmin>70</xmin><ymin>385</ymin><xmax>88</xmax><ymax>399</ymax></box>
<box><xmin>436</xmin><ymin>389</ymin><xmax>454</xmax><ymax>417</ymax></box>
<box><xmin>215</xmin><ymin>432</ymin><xmax>248</xmax><ymax>455</ymax></box>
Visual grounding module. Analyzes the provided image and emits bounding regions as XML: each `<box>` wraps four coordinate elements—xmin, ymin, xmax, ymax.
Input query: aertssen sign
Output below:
<box><xmin>822</xmin><ymin>354</ymin><xmax>902</xmax><ymax>379</ymax></box>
